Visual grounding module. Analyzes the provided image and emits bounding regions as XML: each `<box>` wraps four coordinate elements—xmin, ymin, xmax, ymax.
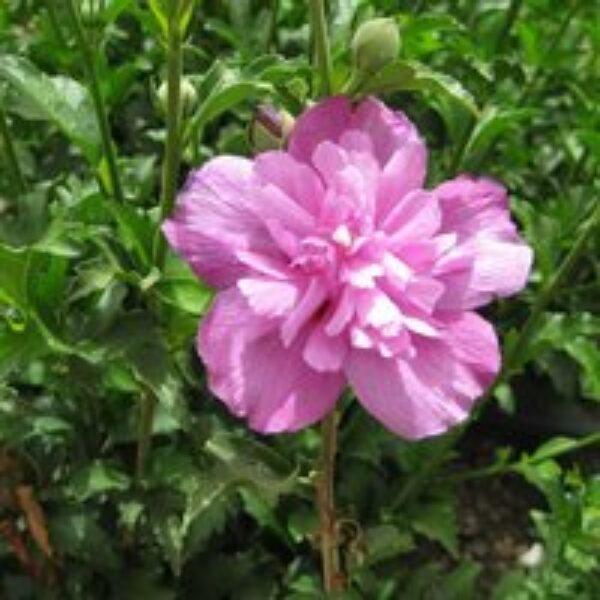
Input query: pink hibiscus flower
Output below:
<box><xmin>163</xmin><ymin>97</ymin><xmax>533</xmax><ymax>439</ymax></box>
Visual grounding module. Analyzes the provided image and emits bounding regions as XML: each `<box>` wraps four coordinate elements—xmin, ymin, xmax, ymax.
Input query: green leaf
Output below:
<box><xmin>0</xmin><ymin>322</ymin><xmax>45</xmax><ymax>378</ymax></box>
<box><xmin>461</xmin><ymin>106</ymin><xmax>534</xmax><ymax>170</ymax></box>
<box><xmin>529</xmin><ymin>437</ymin><xmax>579</xmax><ymax>463</ymax></box>
<box><xmin>0</xmin><ymin>55</ymin><xmax>102</xmax><ymax>163</ymax></box>
<box><xmin>68</xmin><ymin>460</ymin><xmax>131</xmax><ymax>501</ymax></box>
<box><xmin>187</xmin><ymin>67</ymin><xmax>272</xmax><ymax>144</ymax></box>
<box><xmin>148</xmin><ymin>452</ymin><xmax>235</xmax><ymax>575</ymax></box>
<box><xmin>564</xmin><ymin>338</ymin><xmax>600</xmax><ymax>401</ymax></box>
<box><xmin>0</xmin><ymin>244</ymin><xmax>30</xmax><ymax>308</ymax></box>
<box><xmin>111</xmin><ymin>570</ymin><xmax>175</xmax><ymax>600</ymax></box>
<box><xmin>204</xmin><ymin>432</ymin><xmax>297</xmax><ymax>503</ymax></box>
<box><xmin>148</xmin><ymin>0</ymin><xmax>169</xmax><ymax>35</ymax></box>
<box><xmin>48</xmin><ymin>506</ymin><xmax>120</xmax><ymax>569</ymax></box>
<box><xmin>108</xmin><ymin>201</ymin><xmax>154</xmax><ymax>268</ymax></box>
<box><xmin>49</xmin><ymin>509</ymin><xmax>120</xmax><ymax>569</ymax></box>
<box><xmin>101</xmin><ymin>0</ymin><xmax>135</xmax><ymax>24</ymax></box>
<box><xmin>362</xmin><ymin>524</ymin><xmax>414</xmax><ymax>566</ymax></box>
<box><xmin>515</xmin><ymin>460</ymin><xmax>563</xmax><ymax>511</ymax></box>
<box><xmin>412</xmin><ymin>499</ymin><xmax>459</xmax><ymax>557</ymax></box>
<box><xmin>177</xmin><ymin>0</ymin><xmax>195</xmax><ymax>36</ymax></box>
<box><xmin>154</xmin><ymin>258</ymin><xmax>213</xmax><ymax>316</ymax></box>
<box><xmin>355</xmin><ymin>59</ymin><xmax>478</xmax><ymax>116</ymax></box>
<box><xmin>441</xmin><ymin>561</ymin><xmax>482</xmax><ymax>600</ymax></box>
<box><xmin>531</xmin><ymin>314</ymin><xmax>600</xmax><ymax>401</ymax></box>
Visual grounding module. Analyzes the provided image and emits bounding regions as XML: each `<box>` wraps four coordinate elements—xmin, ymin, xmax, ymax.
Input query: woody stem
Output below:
<box><xmin>317</xmin><ymin>411</ymin><xmax>344</xmax><ymax>593</ymax></box>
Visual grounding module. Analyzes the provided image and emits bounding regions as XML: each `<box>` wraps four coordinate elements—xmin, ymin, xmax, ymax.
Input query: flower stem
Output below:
<box><xmin>153</xmin><ymin>5</ymin><xmax>184</xmax><ymax>268</ymax></box>
<box><xmin>308</xmin><ymin>0</ymin><xmax>333</xmax><ymax>97</ymax></box>
<box><xmin>492</xmin><ymin>198</ymin><xmax>600</xmax><ymax>391</ymax></box>
<box><xmin>317</xmin><ymin>411</ymin><xmax>344</xmax><ymax>594</ymax></box>
<box><xmin>0</xmin><ymin>106</ymin><xmax>26</xmax><ymax>195</ymax></box>
<box><xmin>65</xmin><ymin>0</ymin><xmax>124</xmax><ymax>204</ymax></box>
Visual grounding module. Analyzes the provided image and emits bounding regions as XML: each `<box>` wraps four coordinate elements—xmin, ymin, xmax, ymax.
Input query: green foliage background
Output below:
<box><xmin>0</xmin><ymin>1</ymin><xmax>599</xmax><ymax>598</ymax></box>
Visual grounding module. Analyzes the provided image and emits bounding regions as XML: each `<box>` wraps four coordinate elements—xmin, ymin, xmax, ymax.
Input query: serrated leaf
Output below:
<box><xmin>49</xmin><ymin>509</ymin><xmax>120</xmax><ymax>569</ymax></box>
<box><xmin>0</xmin><ymin>55</ymin><xmax>101</xmax><ymax>163</ymax></box>
<box><xmin>363</xmin><ymin>524</ymin><xmax>414</xmax><ymax>566</ymax></box>
<box><xmin>205</xmin><ymin>432</ymin><xmax>297</xmax><ymax>503</ymax></box>
<box><xmin>68</xmin><ymin>461</ymin><xmax>131</xmax><ymax>501</ymax></box>
<box><xmin>412</xmin><ymin>499</ymin><xmax>459</xmax><ymax>557</ymax></box>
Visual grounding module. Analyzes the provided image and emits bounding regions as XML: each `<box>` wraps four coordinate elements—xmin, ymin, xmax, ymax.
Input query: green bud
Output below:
<box><xmin>351</xmin><ymin>17</ymin><xmax>400</xmax><ymax>75</ymax></box>
<box><xmin>249</xmin><ymin>105</ymin><xmax>296</xmax><ymax>153</ymax></box>
<box><xmin>156</xmin><ymin>78</ymin><xmax>198</xmax><ymax>118</ymax></box>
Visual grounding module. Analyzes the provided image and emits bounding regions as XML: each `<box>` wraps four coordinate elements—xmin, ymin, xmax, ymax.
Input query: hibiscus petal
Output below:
<box><xmin>352</xmin><ymin>97</ymin><xmax>426</xmax><ymax>167</ymax></box>
<box><xmin>197</xmin><ymin>288</ymin><xmax>275</xmax><ymax>418</ymax></box>
<box><xmin>325</xmin><ymin>287</ymin><xmax>356</xmax><ymax>336</ymax></box>
<box><xmin>345</xmin><ymin>350</ymin><xmax>461</xmax><ymax>439</ymax></box>
<box><xmin>468</xmin><ymin>238</ymin><xmax>533</xmax><ymax>304</ymax></box>
<box><xmin>432</xmin><ymin>176</ymin><xmax>532</xmax><ymax>309</ymax></box>
<box><xmin>198</xmin><ymin>289</ymin><xmax>343</xmax><ymax>433</ymax></box>
<box><xmin>238</xmin><ymin>277</ymin><xmax>299</xmax><ymax>318</ymax></box>
<box><xmin>439</xmin><ymin>311</ymin><xmax>500</xmax><ymax>379</ymax></box>
<box><xmin>376</xmin><ymin>139</ymin><xmax>428</xmax><ymax>221</ymax></box>
<box><xmin>382</xmin><ymin>190</ymin><xmax>441</xmax><ymax>244</ymax></box>
<box><xmin>245</xmin><ymin>332</ymin><xmax>344</xmax><ymax>432</ymax></box>
<box><xmin>345</xmin><ymin>342</ymin><xmax>484</xmax><ymax>440</ymax></box>
<box><xmin>435</xmin><ymin>235</ymin><xmax>532</xmax><ymax>310</ymax></box>
<box><xmin>254</xmin><ymin>151</ymin><xmax>324</xmax><ymax>215</ymax></box>
<box><xmin>163</xmin><ymin>157</ymin><xmax>273</xmax><ymax>288</ymax></box>
<box><xmin>435</xmin><ymin>176</ymin><xmax>513</xmax><ymax>239</ymax></box>
<box><xmin>280</xmin><ymin>279</ymin><xmax>328</xmax><ymax>347</ymax></box>
<box><xmin>288</xmin><ymin>96</ymin><xmax>353</xmax><ymax>164</ymax></box>
<box><xmin>303</xmin><ymin>326</ymin><xmax>348</xmax><ymax>372</ymax></box>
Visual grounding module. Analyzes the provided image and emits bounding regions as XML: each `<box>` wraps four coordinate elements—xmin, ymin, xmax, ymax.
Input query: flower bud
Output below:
<box><xmin>249</xmin><ymin>105</ymin><xmax>296</xmax><ymax>153</ymax></box>
<box><xmin>351</xmin><ymin>17</ymin><xmax>400</xmax><ymax>75</ymax></box>
<box><xmin>156</xmin><ymin>78</ymin><xmax>198</xmax><ymax>118</ymax></box>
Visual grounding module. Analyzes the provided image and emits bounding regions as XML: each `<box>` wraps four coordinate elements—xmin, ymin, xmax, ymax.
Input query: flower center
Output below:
<box><xmin>291</xmin><ymin>236</ymin><xmax>335</xmax><ymax>275</ymax></box>
<box><xmin>291</xmin><ymin>219</ymin><xmax>368</xmax><ymax>277</ymax></box>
